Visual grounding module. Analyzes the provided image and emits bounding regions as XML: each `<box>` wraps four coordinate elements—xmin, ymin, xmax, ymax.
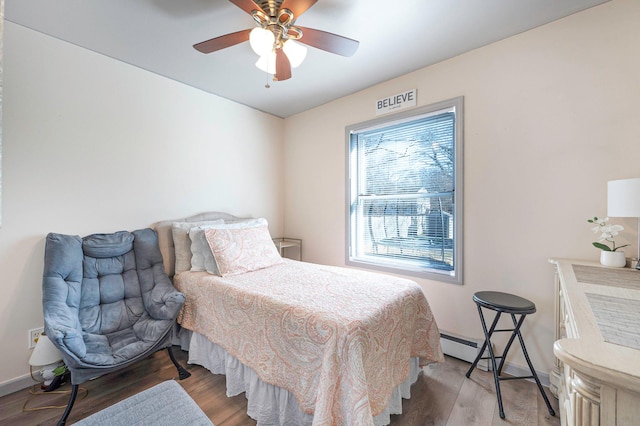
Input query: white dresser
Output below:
<box><xmin>550</xmin><ymin>259</ymin><xmax>640</xmax><ymax>426</ymax></box>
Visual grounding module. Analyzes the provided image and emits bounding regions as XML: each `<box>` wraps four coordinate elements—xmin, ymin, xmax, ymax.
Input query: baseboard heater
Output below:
<box><xmin>440</xmin><ymin>331</ymin><xmax>489</xmax><ymax>371</ymax></box>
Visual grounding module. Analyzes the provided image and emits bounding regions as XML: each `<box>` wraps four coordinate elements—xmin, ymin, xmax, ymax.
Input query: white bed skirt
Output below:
<box><xmin>179</xmin><ymin>330</ymin><xmax>421</xmax><ymax>425</ymax></box>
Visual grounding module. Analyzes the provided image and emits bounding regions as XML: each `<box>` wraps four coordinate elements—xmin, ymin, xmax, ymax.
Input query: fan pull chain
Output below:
<box><xmin>264</xmin><ymin>51</ymin><xmax>272</xmax><ymax>88</ymax></box>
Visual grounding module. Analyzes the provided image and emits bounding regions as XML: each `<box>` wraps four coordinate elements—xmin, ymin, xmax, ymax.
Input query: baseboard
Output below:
<box><xmin>440</xmin><ymin>331</ymin><xmax>489</xmax><ymax>371</ymax></box>
<box><xmin>0</xmin><ymin>373</ymin><xmax>38</xmax><ymax>398</ymax></box>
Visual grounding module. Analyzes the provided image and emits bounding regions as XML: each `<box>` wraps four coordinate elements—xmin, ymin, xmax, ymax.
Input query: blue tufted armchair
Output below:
<box><xmin>42</xmin><ymin>228</ymin><xmax>191</xmax><ymax>426</ymax></box>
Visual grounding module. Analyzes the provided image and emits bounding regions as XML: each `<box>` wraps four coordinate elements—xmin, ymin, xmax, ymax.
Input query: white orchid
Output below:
<box><xmin>588</xmin><ymin>216</ymin><xmax>629</xmax><ymax>252</ymax></box>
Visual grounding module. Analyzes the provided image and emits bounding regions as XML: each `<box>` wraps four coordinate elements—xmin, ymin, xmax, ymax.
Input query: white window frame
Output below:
<box><xmin>345</xmin><ymin>97</ymin><xmax>464</xmax><ymax>285</ymax></box>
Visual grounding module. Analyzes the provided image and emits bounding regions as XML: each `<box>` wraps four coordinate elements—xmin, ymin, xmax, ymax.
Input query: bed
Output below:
<box><xmin>153</xmin><ymin>212</ymin><xmax>443</xmax><ymax>425</ymax></box>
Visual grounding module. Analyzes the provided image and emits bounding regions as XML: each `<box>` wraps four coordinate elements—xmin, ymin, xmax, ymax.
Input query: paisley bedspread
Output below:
<box><xmin>174</xmin><ymin>259</ymin><xmax>443</xmax><ymax>425</ymax></box>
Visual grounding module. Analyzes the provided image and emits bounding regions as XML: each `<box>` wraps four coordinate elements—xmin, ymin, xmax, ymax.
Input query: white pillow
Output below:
<box><xmin>189</xmin><ymin>226</ymin><xmax>221</xmax><ymax>274</ymax></box>
<box><xmin>171</xmin><ymin>220</ymin><xmax>224</xmax><ymax>274</ymax></box>
<box><xmin>204</xmin><ymin>219</ymin><xmax>283</xmax><ymax>277</ymax></box>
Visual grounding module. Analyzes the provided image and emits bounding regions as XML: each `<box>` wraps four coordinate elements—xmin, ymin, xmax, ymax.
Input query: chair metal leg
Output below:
<box><xmin>466</xmin><ymin>306</ymin><xmax>501</xmax><ymax>378</ymax></box>
<box><xmin>495</xmin><ymin>313</ymin><xmax>527</xmax><ymax>375</ymax></box>
<box><xmin>481</xmin><ymin>309</ymin><xmax>506</xmax><ymax>419</ymax></box>
<box><xmin>465</xmin><ymin>305</ymin><xmax>506</xmax><ymax>418</ymax></box>
<box><xmin>465</xmin><ymin>337</ymin><xmax>488</xmax><ymax>378</ymax></box>
<box><xmin>167</xmin><ymin>346</ymin><xmax>191</xmax><ymax>380</ymax></box>
<box><xmin>57</xmin><ymin>384</ymin><xmax>78</xmax><ymax>426</ymax></box>
<box><xmin>514</xmin><ymin>319</ymin><xmax>556</xmax><ymax>417</ymax></box>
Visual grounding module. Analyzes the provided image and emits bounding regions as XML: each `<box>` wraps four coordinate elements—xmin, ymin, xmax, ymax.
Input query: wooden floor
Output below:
<box><xmin>0</xmin><ymin>348</ymin><xmax>560</xmax><ymax>425</ymax></box>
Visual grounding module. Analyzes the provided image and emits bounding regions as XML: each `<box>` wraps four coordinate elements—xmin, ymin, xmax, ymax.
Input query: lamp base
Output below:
<box><xmin>42</xmin><ymin>370</ymin><xmax>69</xmax><ymax>392</ymax></box>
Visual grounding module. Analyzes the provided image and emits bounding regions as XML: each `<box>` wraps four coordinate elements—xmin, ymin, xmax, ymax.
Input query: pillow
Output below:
<box><xmin>189</xmin><ymin>218</ymin><xmax>268</xmax><ymax>275</ymax></box>
<box><xmin>188</xmin><ymin>226</ymin><xmax>220</xmax><ymax>275</ymax></box>
<box><xmin>204</xmin><ymin>221</ymin><xmax>283</xmax><ymax>276</ymax></box>
<box><xmin>171</xmin><ymin>220</ymin><xmax>223</xmax><ymax>274</ymax></box>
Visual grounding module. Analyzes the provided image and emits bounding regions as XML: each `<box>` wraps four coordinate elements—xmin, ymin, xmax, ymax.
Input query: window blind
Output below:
<box><xmin>348</xmin><ymin>103</ymin><xmax>460</xmax><ymax>279</ymax></box>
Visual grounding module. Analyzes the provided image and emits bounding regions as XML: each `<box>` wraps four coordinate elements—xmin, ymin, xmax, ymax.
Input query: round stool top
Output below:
<box><xmin>473</xmin><ymin>291</ymin><xmax>536</xmax><ymax>314</ymax></box>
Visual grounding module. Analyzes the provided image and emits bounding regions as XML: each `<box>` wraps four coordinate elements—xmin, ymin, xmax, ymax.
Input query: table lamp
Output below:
<box><xmin>608</xmin><ymin>178</ymin><xmax>640</xmax><ymax>270</ymax></box>
<box><xmin>29</xmin><ymin>333</ymin><xmax>63</xmax><ymax>387</ymax></box>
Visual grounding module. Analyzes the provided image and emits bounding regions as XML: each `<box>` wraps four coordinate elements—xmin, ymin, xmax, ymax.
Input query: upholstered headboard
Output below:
<box><xmin>151</xmin><ymin>211</ymin><xmax>248</xmax><ymax>277</ymax></box>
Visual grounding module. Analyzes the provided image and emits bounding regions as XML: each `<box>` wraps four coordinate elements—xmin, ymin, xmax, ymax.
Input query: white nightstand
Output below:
<box><xmin>273</xmin><ymin>238</ymin><xmax>302</xmax><ymax>261</ymax></box>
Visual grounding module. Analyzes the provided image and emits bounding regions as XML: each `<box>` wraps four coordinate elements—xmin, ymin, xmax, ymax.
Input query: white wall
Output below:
<box><xmin>283</xmin><ymin>0</ymin><xmax>640</xmax><ymax>373</ymax></box>
<box><xmin>0</xmin><ymin>22</ymin><xmax>284</xmax><ymax>387</ymax></box>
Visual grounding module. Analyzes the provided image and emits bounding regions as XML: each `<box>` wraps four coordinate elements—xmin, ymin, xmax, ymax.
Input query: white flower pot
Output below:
<box><xmin>599</xmin><ymin>250</ymin><xmax>626</xmax><ymax>267</ymax></box>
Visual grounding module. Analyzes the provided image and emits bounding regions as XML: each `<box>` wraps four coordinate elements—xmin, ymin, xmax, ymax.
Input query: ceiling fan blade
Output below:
<box><xmin>279</xmin><ymin>0</ymin><xmax>318</xmax><ymax>18</ymax></box>
<box><xmin>275</xmin><ymin>49</ymin><xmax>292</xmax><ymax>81</ymax></box>
<box><xmin>193</xmin><ymin>29</ymin><xmax>252</xmax><ymax>54</ymax></box>
<box><xmin>228</xmin><ymin>0</ymin><xmax>264</xmax><ymax>15</ymax></box>
<box><xmin>296</xmin><ymin>26</ymin><xmax>359</xmax><ymax>57</ymax></box>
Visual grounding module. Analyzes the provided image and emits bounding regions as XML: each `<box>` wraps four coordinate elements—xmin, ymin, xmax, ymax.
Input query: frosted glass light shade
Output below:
<box><xmin>282</xmin><ymin>40</ymin><xmax>307</xmax><ymax>68</ymax></box>
<box><xmin>256</xmin><ymin>51</ymin><xmax>276</xmax><ymax>74</ymax></box>
<box><xmin>608</xmin><ymin>178</ymin><xmax>640</xmax><ymax>217</ymax></box>
<box><xmin>29</xmin><ymin>334</ymin><xmax>63</xmax><ymax>366</ymax></box>
<box><xmin>249</xmin><ymin>27</ymin><xmax>275</xmax><ymax>56</ymax></box>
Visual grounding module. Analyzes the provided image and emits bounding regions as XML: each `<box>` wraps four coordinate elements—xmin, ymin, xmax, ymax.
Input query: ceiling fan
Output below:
<box><xmin>193</xmin><ymin>0</ymin><xmax>359</xmax><ymax>82</ymax></box>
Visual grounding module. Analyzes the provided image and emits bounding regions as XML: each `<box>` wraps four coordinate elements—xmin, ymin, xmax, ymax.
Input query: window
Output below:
<box><xmin>346</xmin><ymin>97</ymin><xmax>463</xmax><ymax>284</ymax></box>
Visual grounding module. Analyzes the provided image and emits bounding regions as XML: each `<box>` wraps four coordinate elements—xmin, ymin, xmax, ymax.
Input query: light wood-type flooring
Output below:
<box><xmin>0</xmin><ymin>348</ymin><xmax>560</xmax><ymax>425</ymax></box>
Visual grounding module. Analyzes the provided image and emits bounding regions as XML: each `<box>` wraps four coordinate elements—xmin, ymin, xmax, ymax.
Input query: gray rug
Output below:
<box><xmin>74</xmin><ymin>380</ymin><xmax>213</xmax><ymax>426</ymax></box>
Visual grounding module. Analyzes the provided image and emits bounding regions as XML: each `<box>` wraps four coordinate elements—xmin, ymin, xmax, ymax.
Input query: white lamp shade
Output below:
<box><xmin>29</xmin><ymin>334</ymin><xmax>63</xmax><ymax>366</ymax></box>
<box><xmin>256</xmin><ymin>51</ymin><xmax>276</xmax><ymax>74</ymax></box>
<box><xmin>608</xmin><ymin>178</ymin><xmax>640</xmax><ymax>217</ymax></box>
<box><xmin>249</xmin><ymin>27</ymin><xmax>275</xmax><ymax>56</ymax></box>
<box><xmin>282</xmin><ymin>40</ymin><xmax>307</xmax><ymax>68</ymax></box>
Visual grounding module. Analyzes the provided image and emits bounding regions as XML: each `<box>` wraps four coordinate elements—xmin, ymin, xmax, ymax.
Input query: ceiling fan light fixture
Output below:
<box><xmin>249</xmin><ymin>27</ymin><xmax>275</xmax><ymax>56</ymax></box>
<box><xmin>195</xmin><ymin>0</ymin><xmax>360</xmax><ymax>84</ymax></box>
<box><xmin>256</xmin><ymin>51</ymin><xmax>277</xmax><ymax>74</ymax></box>
<box><xmin>283</xmin><ymin>39</ymin><xmax>307</xmax><ymax>68</ymax></box>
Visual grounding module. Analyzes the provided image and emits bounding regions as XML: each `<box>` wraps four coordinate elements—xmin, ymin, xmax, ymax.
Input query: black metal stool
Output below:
<box><xmin>465</xmin><ymin>291</ymin><xmax>555</xmax><ymax>419</ymax></box>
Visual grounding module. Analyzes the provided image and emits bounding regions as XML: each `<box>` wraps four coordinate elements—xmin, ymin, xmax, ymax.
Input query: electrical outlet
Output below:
<box><xmin>29</xmin><ymin>327</ymin><xmax>45</xmax><ymax>349</ymax></box>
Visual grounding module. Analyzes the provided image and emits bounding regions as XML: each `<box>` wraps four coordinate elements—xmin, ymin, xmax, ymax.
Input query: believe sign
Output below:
<box><xmin>375</xmin><ymin>89</ymin><xmax>417</xmax><ymax>116</ymax></box>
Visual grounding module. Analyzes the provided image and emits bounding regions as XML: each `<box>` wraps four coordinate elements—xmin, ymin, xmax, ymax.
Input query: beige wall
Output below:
<box><xmin>0</xmin><ymin>22</ymin><xmax>284</xmax><ymax>387</ymax></box>
<box><xmin>283</xmin><ymin>0</ymin><xmax>640</xmax><ymax>373</ymax></box>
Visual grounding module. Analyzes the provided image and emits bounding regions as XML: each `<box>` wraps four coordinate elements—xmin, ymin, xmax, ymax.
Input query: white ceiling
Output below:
<box><xmin>6</xmin><ymin>0</ymin><xmax>609</xmax><ymax>118</ymax></box>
